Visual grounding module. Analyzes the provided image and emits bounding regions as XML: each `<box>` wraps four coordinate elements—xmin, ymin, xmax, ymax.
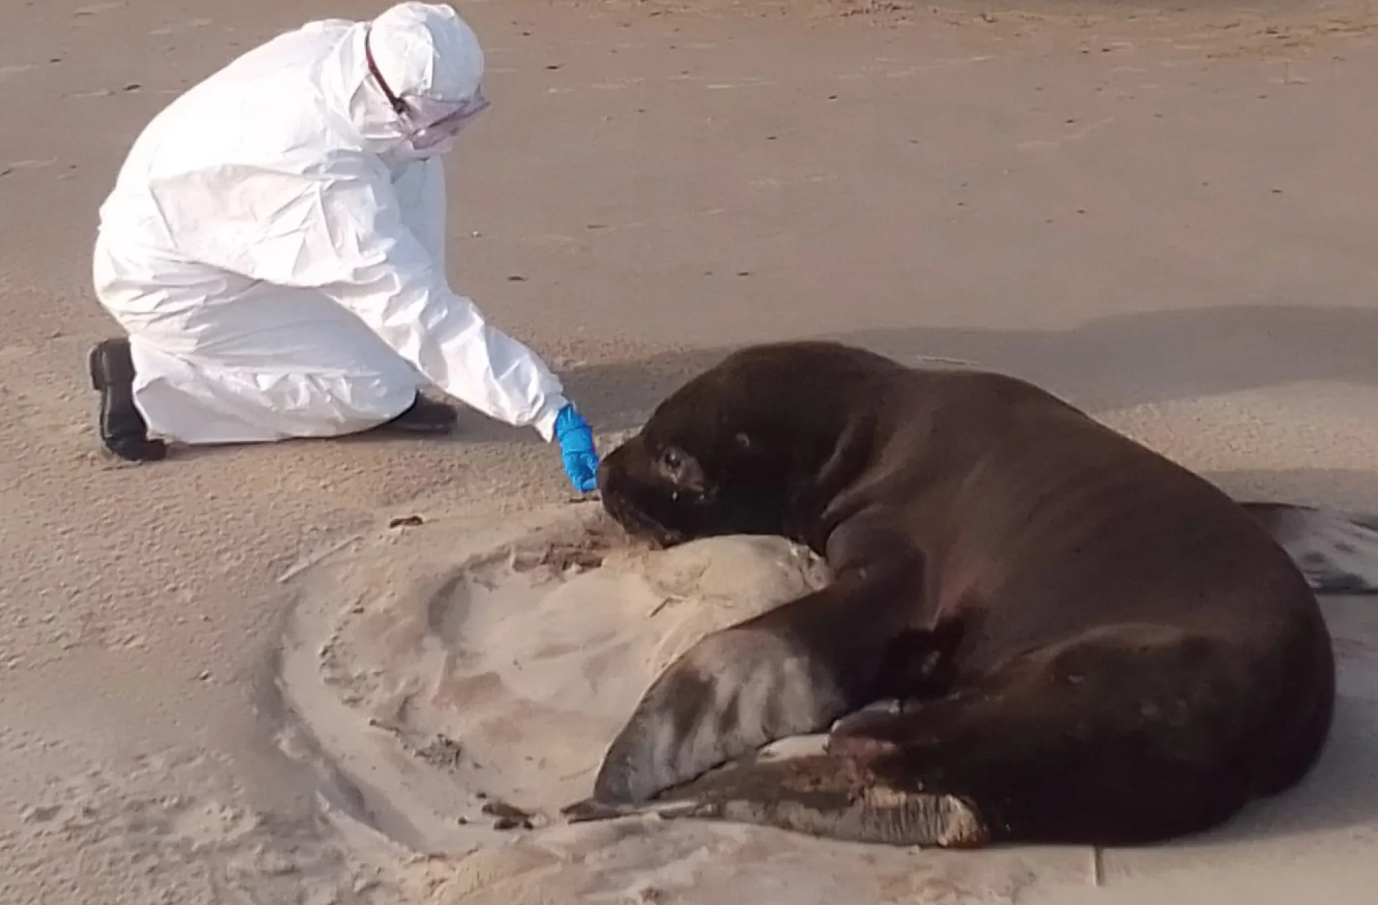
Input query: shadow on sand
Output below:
<box><xmin>150</xmin><ymin>302</ymin><xmax>1378</xmax><ymax>459</ymax></box>
<box><xmin>564</xmin><ymin>303</ymin><xmax>1378</xmax><ymax>433</ymax></box>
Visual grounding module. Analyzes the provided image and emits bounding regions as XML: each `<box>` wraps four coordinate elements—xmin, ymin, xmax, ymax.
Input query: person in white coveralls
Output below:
<box><xmin>87</xmin><ymin>2</ymin><xmax>600</xmax><ymax>493</ymax></box>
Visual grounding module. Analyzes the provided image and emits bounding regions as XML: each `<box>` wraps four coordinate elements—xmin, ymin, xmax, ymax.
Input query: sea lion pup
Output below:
<box><xmin>561</xmin><ymin>340</ymin><xmax>1378</xmax><ymax>848</ymax></box>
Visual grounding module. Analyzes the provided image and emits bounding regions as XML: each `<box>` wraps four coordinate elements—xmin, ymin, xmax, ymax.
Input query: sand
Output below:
<box><xmin>4</xmin><ymin>0</ymin><xmax>1378</xmax><ymax>903</ymax></box>
<box><xmin>279</xmin><ymin>501</ymin><xmax>829</xmax><ymax>847</ymax></box>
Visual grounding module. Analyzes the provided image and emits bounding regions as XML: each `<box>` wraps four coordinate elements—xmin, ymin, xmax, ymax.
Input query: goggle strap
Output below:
<box><xmin>363</xmin><ymin>27</ymin><xmax>408</xmax><ymax>116</ymax></box>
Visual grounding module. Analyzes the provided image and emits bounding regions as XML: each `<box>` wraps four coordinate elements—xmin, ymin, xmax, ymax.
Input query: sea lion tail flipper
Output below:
<box><xmin>1239</xmin><ymin>502</ymin><xmax>1378</xmax><ymax>594</ymax></box>
<box><xmin>561</xmin><ymin>750</ymin><xmax>992</xmax><ymax>849</ymax></box>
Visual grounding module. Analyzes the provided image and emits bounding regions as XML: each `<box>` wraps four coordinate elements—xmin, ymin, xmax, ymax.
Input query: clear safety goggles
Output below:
<box><xmin>365</xmin><ymin>29</ymin><xmax>490</xmax><ymax>150</ymax></box>
<box><xmin>400</xmin><ymin>88</ymin><xmax>489</xmax><ymax>150</ymax></box>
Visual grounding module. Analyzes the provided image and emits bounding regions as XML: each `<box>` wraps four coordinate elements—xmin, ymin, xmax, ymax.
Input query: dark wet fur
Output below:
<box><xmin>567</xmin><ymin>341</ymin><xmax>1374</xmax><ymax>848</ymax></box>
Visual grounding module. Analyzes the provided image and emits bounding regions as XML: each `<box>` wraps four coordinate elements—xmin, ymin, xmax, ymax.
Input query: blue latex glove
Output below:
<box><xmin>553</xmin><ymin>403</ymin><xmax>600</xmax><ymax>494</ymax></box>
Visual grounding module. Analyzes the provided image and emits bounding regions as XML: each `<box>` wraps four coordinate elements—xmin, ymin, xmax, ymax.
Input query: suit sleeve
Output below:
<box><xmin>155</xmin><ymin>158</ymin><xmax>569</xmax><ymax>440</ymax></box>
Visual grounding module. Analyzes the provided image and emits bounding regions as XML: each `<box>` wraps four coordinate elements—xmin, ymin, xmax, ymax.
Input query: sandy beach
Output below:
<box><xmin>3</xmin><ymin>0</ymin><xmax>1378</xmax><ymax>902</ymax></box>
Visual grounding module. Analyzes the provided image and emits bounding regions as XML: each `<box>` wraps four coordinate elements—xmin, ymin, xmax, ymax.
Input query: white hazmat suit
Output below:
<box><xmin>91</xmin><ymin>3</ymin><xmax>575</xmax><ymax>447</ymax></box>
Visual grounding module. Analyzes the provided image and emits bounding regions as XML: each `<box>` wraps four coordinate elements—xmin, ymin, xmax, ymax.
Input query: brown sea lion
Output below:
<box><xmin>561</xmin><ymin>340</ymin><xmax>1378</xmax><ymax>847</ymax></box>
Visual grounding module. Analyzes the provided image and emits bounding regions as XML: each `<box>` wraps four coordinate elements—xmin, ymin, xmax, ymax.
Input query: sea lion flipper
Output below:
<box><xmin>590</xmin><ymin>578</ymin><xmax>908</xmax><ymax>805</ymax></box>
<box><xmin>598</xmin><ymin>750</ymin><xmax>992</xmax><ymax>848</ymax></box>
<box><xmin>569</xmin><ymin>744</ymin><xmax>990</xmax><ymax>847</ymax></box>
<box><xmin>589</xmin><ymin>615</ymin><xmax>848</xmax><ymax>805</ymax></box>
<box><xmin>1240</xmin><ymin>502</ymin><xmax>1378</xmax><ymax>595</ymax></box>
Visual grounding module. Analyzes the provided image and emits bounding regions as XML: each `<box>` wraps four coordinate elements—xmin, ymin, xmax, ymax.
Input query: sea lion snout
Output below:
<box><xmin>596</xmin><ymin>436</ymin><xmax>668</xmax><ymax>538</ymax></box>
<box><xmin>598</xmin><ymin>451</ymin><xmax>688</xmax><ymax>548</ymax></box>
<box><xmin>594</xmin><ymin>429</ymin><xmax>732</xmax><ymax>547</ymax></box>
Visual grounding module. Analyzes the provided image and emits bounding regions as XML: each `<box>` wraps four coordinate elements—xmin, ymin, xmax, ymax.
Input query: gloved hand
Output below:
<box><xmin>553</xmin><ymin>403</ymin><xmax>600</xmax><ymax>494</ymax></box>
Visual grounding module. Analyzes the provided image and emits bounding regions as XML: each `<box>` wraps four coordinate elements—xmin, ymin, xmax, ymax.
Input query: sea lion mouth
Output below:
<box><xmin>601</xmin><ymin>487</ymin><xmax>688</xmax><ymax>549</ymax></box>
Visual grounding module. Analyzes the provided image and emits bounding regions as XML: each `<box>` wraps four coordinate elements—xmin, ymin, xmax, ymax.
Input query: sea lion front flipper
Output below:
<box><xmin>587</xmin><ymin>591</ymin><xmax>852</xmax><ymax>806</ymax></box>
<box><xmin>571</xmin><ymin>749</ymin><xmax>991</xmax><ymax>848</ymax></box>
<box><xmin>588</xmin><ymin>567</ymin><xmax>918</xmax><ymax>806</ymax></box>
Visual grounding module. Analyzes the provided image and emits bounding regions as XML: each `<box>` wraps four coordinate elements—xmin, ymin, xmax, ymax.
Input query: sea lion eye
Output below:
<box><xmin>656</xmin><ymin>444</ymin><xmax>706</xmax><ymax>495</ymax></box>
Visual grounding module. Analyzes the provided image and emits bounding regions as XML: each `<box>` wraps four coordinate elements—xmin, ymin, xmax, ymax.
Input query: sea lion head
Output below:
<box><xmin>596</xmin><ymin>412</ymin><xmax>785</xmax><ymax>547</ymax></box>
<box><xmin>597</xmin><ymin>342</ymin><xmax>893</xmax><ymax>547</ymax></box>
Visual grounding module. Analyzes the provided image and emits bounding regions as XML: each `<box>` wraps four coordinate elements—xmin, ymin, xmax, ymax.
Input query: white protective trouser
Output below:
<box><xmin>93</xmin><ymin>232</ymin><xmax>427</xmax><ymax>445</ymax></box>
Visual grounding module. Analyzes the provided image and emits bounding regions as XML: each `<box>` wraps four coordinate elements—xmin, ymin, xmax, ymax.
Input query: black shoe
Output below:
<box><xmin>88</xmin><ymin>338</ymin><xmax>168</xmax><ymax>462</ymax></box>
<box><xmin>376</xmin><ymin>394</ymin><xmax>459</xmax><ymax>435</ymax></box>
